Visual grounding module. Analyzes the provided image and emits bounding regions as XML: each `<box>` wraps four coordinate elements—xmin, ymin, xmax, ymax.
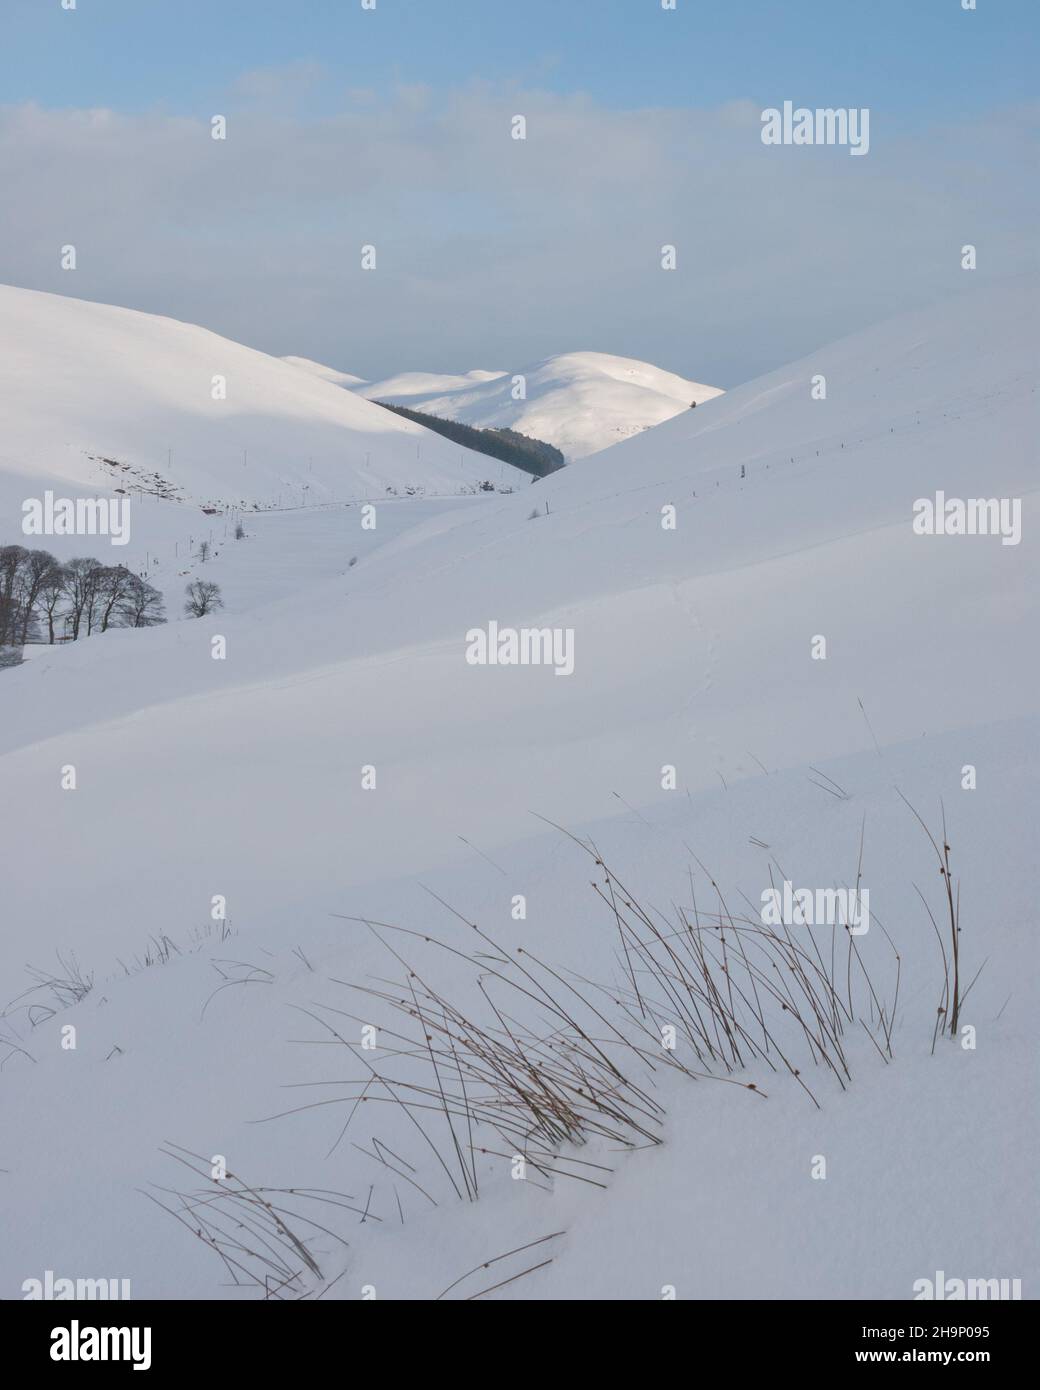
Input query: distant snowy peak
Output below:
<box><xmin>354</xmin><ymin>350</ymin><xmax>724</xmax><ymax>461</ymax></box>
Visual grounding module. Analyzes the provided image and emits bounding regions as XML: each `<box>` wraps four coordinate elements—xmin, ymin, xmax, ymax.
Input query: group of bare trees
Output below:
<box><xmin>0</xmin><ymin>545</ymin><xmax>165</xmax><ymax>649</ymax></box>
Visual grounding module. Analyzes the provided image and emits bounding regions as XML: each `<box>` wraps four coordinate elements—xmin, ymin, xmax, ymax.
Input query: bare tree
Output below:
<box><xmin>15</xmin><ymin>549</ymin><xmax>59</xmax><ymax>644</ymax></box>
<box><xmin>184</xmin><ymin>579</ymin><xmax>223</xmax><ymax>617</ymax></box>
<box><xmin>38</xmin><ymin>564</ymin><xmax>69</xmax><ymax>644</ymax></box>
<box><xmin>64</xmin><ymin>557</ymin><xmax>104</xmax><ymax>639</ymax></box>
<box><xmin>119</xmin><ymin>574</ymin><xmax>166</xmax><ymax>628</ymax></box>
<box><xmin>0</xmin><ymin>545</ymin><xmax>28</xmax><ymax>647</ymax></box>
<box><xmin>197</xmin><ymin>541</ymin><xmax>211</xmax><ymax>563</ymax></box>
<box><xmin>96</xmin><ymin>565</ymin><xmax>137</xmax><ymax>632</ymax></box>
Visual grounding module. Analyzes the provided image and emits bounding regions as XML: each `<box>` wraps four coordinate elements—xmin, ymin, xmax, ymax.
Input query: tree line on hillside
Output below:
<box><xmin>375</xmin><ymin>401</ymin><xmax>565</xmax><ymax>477</ymax></box>
<box><xmin>0</xmin><ymin>545</ymin><xmax>165</xmax><ymax>649</ymax></box>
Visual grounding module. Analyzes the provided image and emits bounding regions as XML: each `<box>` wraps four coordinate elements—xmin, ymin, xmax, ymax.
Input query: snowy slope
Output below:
<box><xmin>357</xmin><ymin>350</ymin><xmax>725</xmax><ymax>460</ymax></box>
<box><xmin>280</xmin><ymin>356</ymin><xmax>369</xmax><ymax>389</ymax></box>
<box><xmin>0</xmin><ymin>285</ymin><xmax>524</xmax><ymax>558</ymax></box>
<box><xmin>1</xmin><ymin>280</ymin><xmax>1035</xmax><ymax>1301</ymax></box>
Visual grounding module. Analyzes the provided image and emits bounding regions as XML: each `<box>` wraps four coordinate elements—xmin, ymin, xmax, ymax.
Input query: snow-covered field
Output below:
<box><xmin>326</xmin><ymin>350</ymin><xmax>725</xmax><ymax>460</ymax></box>
<box><xmin>1</xmin><ymin>277</ymin><xmax>1035</xmax><ymax>1301</ymax></box>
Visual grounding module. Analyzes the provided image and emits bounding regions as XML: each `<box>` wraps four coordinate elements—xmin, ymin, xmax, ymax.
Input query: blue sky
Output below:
<box><xmin>1</xmin><ymin>0</ymin><xmax>1037</xmax><ymax>384</ymax></box>
<box><xmin>3</xmin><ymin>0</ymin><xmax>1036</xmax><ymax>120</ymax></box>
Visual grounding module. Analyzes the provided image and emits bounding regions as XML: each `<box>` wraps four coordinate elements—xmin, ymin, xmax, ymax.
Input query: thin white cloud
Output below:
<box><xmin>0</xmin><ymin>84</ymin><xmax>1034</xmax><ymax>384</ymax></box>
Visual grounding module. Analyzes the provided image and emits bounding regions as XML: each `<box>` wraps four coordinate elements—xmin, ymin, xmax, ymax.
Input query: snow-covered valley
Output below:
<box><xmin>1</xmin><ymin>275</ymin><xmax>1036</xmax><ymax>1301</ymax></box>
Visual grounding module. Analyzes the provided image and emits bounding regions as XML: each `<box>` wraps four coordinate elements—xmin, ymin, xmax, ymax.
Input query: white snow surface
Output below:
<box><xmin>355</xmin><ymin>350</ymin><xmax>725</xmax><ymax>460</ymax></box>
<box><xmin>0</xmin><ymin>278</ymin><xmax>1036</xmax><ymax>1300</ymax></box>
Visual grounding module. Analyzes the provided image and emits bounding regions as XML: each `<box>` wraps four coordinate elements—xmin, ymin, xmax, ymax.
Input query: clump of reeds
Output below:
<box><xmin>265</xmin><ymin>831</ymin><xmax>901</xmax><ymax>1220</ymax></box>
<box><xmin>143</xmin><ymin>1143</ymin><xmax>358</xmax><ymax>1299</ymax></box>
<box><xmin>157</xmin><ymin>816</ymin><xmax>976</xmax><ymax>1294</ymax></box>
<box><xmin>23</xmin><ymin>950</ymin><xmax>94</xmax><ymax>1011</ymax></box>
<box><xmin>899</xmin><ymin>795</ymin><xmax>981</xmax><ymax>1051</ymax></box>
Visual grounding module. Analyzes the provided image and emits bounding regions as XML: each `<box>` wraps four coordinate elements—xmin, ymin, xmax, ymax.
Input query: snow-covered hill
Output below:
<box><xmin>0</xmin><ymin>280</ymin><xmax>1034</xmax><ymax>1300</ymax></box>
<box><xmin>0</xmin><ymin>285</ymin><xmax>524</xmax><ymax>552</ymax></box>
<box><xmin>352</xmin><ymin>350</ymin><xmax>724</xmax><ymax>460</ymax></box>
